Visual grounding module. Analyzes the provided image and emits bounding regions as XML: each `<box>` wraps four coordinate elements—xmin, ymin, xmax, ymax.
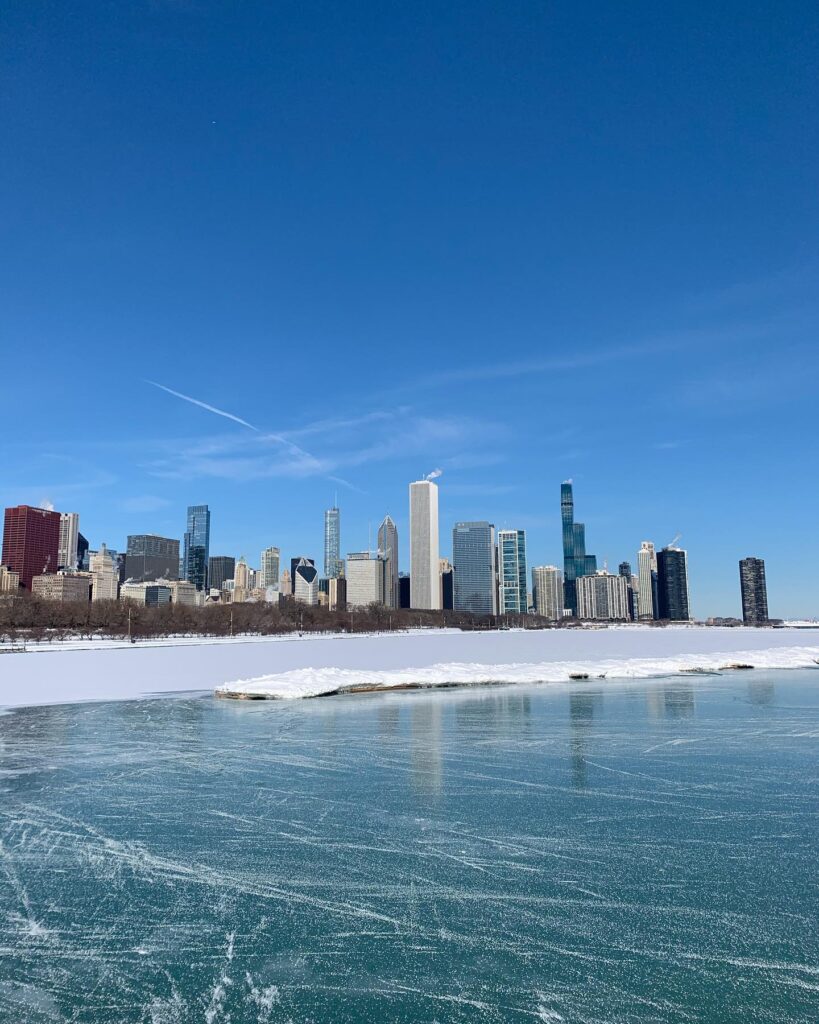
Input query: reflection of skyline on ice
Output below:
<box><xmin>0</xmin><ymin>672</ymin><xmax>817</xmax><ymax>1023</ymax></box>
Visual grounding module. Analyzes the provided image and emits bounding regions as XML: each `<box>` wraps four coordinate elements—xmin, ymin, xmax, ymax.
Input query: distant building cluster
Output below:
<box><xmin>0</xmin><ymin>480</ymin><xmax>772</xmax><ymax>624</ymax></box>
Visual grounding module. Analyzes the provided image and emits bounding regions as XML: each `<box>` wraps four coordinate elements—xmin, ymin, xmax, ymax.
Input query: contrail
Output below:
<box><xmin>146</xmin><ymin>380</ymin><xmax>260</xmax><ymax>431</ymax></box>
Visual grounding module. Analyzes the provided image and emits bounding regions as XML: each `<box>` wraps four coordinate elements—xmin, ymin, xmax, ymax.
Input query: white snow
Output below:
<box><xmin>1</xmin><ymin>626</ymin><xmax>818</xmax><ymax>709</ymax></box>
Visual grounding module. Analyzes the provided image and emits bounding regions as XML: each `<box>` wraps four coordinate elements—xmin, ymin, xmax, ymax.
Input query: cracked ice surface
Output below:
<box><xmin>0</xmin><ymin>672</ymin><xmax>818</xmax><ymax>1022</ymax></box>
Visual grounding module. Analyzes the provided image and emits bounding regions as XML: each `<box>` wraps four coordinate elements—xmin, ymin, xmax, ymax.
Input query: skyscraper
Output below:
<box><xmin>637</xmin><ymin>541</ymin><xmax>657</xmax><ymax>621</ymax></box>
<box><xmin>260</xmin><ymin>547</ymin><xmax>280</xmax><ymax>589</ymax></box>
<box><xmin>377</xmin><ymin>515</ymin><xmax>399</xmax><ymax>608</ymax></box>
<box><xmin>90</xmin><ymin>544</ymin><xmax>118</xmax><ymax>601</ymax></box>
<box><xmin>125</xmin><ymin>535</ymin><xmax>180</xmax><ymax>582</ymax></box>
<box><xmin>656</xmin><ymin>545</ymin><xmax>691</xmax><ymax>621</ymax></box>
<box><xmin>293</xmin><ymin>558</ymin><xmax>319</xmax><ymax>605</ymax></box>
<box><xmin>532</xmin><ymin>565</ymin><xmax>563</xmax><ymax>619</ymax></box>
<box><xmin>208</xmin><ymin>556</ymin><xmax>235</xmax><ymax>591</ymax></box>
<box><xmin>57</xmin><ymin>512</ymin><xmax>79</xmax><ymax>570</ymax></box>
<box><xmin>560</xmin><ymin>482</ymin><xmax>596</xmax><ymax>615</ymax></box>
<box><xmin>497</xmin><ymin>529</ymin><xmax>527</xmax><ymax>614</ymax></box>
<box><xmin>324</xmin><ymin>507</ymin><xmax>342</xmax><ymax>578</ymax></box>
<box><xmin>345</xmin><ymin>552</ymin><xmax>385</xmax><ymax>607</ymax></box>
<box><xmin>577</xmin><ymin>571</ymin><xmax>630</xmax><ymax>621</ymax></box>
<box><xmin>2</xmin><ymin>505</ymin><xmax>62</xmax><ymax>590</ymax></box>
<box><xmin>739</xmin><ymin>557</ymin><xmax>769</xmax><ymax>624</ymax></box>
<box><xmin>452</xmin><ymin>521</ymin><xmax>496</xmax><ymax>616</ymax></box>
<box><xmin>184</xmin><ymin>504</ymin><xmax>210</xmax><ymax>591</ymax></box>
<box><xmin>409</xmin><ymin>479</ymin><xmax>440</xmax><ymax>610</ymax></box>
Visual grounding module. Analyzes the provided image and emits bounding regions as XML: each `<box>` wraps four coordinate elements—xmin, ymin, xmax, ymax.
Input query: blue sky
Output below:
<box><xmin>2</xmin><ymin>1</ymin><xmax>818</xmax><ymax>617</ymax></box>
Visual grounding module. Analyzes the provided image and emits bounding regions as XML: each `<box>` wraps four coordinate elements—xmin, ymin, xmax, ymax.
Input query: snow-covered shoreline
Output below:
<box><xmin>1</xmin><ymin>625</ymin><xmax>818</xmax><ymax>710</ymax></box>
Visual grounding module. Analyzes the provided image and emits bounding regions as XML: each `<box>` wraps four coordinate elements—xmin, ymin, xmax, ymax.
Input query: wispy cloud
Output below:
<box><xmin>420</xmin><ymin>319</ymin><xmax>788</xmax><ymax>389</ymax></box>
<box><xmin>118</xmin><ymin>495</ymin><xmax>172</xmax><ymax>513</ymax></box>
<box><xmin>146</xmin><ymin>379</ymin><xmax>260</xmax><ymax>431</ymax></box>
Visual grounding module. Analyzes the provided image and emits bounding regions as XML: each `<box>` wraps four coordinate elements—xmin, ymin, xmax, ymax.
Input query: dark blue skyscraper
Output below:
<box><xmin>452</xmin><ymin>522</ymin><xmax>496</xmax><ymax>615</ymax></box>
<box><xmin>656</xmin><ymin>546</ymin><xmax>690</xmax><ymax>621</ymax></box>
<box><xmin>184</xmin><ymin>504</ymin><xmax>210</xmax><ymax>591</ymax></box>
<box><xmin>561</xmin><ymin>482</ymin><xmax>596</xmax><ymax>615</ymax></box>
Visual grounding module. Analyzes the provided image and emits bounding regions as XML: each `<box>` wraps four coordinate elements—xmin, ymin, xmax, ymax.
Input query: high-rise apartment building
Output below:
<box><xmin>377</xmin><ymin>515</ymin><xmax>399</xmax><ymax>608</ymax></box>
<box><xmin>293</xmin><ymin>558</ymin><xmax>319</xmax><ymax>605</ymax></box>
<box><xmin>2</xmin><ymin>505</ymin><xmax>62</xmax><ymax>590</ymax></box>
<box><xmin>183</xmin><ymin>504</ymin><xmax>210</xmax><ymax>591</ymax></box>
<box><xmin>739</xmin><ymin>557</ymin><xmax>769</xmax><ymax>625</ymax></box>
<box><xmin>324</xmin><ymin>507</ymin><xmax>343</xmax><ymax>578</ymax></box>
<box><xmin>637</xmin><ymin>541</ymin><xmax>658</xmax><ymax>621</ymax></box>
<box><xmin>497</xmin><ymin>529</ymin><xmax>527</xmax><ymax>614</ymax></box>
<box><xmin>560</xmin><ymin>483</ymin><xmax>596</xmax><ymax>615</ymax></box>
<box><xmin>345</xmin><ymin>552</ymin><xmax>385</xmax><ymax>607</ymax></box>
<box><xmin>532</xmin><ymin>565</ymin><xmax>563</xmax><ymax>619</ymax></box>
<box><xmin>409</xmin><ymin>480</ymin><xmax>440</xmax><ymax>610</ymax></box>
<box><xmin>656</xmin><ymin>546</ymin><xmax>691</xmax><ymax>621</ymax></box>
<box><xmin>618</xmin><ymin>561</ymin><xmax>637</xmax><ymax>621</ymax></box>
<box><xmin>576</xmin><ymin>571</ymin><xmax>630</xmax><ymax>621</ymax></box>
<box><xmin>207</xmin><ymin>556</ymin><xmax>235</xmax><ymax>592</ymax></box>
<box><xmin>90</xmin><ymin>544</ymin><xmax>118</xmax><ymax>601</ymax></box>
<box><xmin>125</xmin><ymin>535</ymin><xmax>180</xmax><ymax>583</ymax></box>
<box><xmin>260</xmin><ymin>547</ymin><xmax>280</xmax><ymax>589</ymax></box>
<box><xmin>57</xmin><ymin>512</ymin><xmax>80</xmax><ymax>571</ymax></box>
<box><xmin>452</xmin><ymin>521</ymin><xmax>496</xmax><ymax>616</ymax></box>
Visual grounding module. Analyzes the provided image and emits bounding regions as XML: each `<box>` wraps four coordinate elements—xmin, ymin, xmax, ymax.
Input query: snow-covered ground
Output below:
<box><xmin>1</xmin><ymin>625</ymin><xmax>818</xmax><ymax>708</ymax></box>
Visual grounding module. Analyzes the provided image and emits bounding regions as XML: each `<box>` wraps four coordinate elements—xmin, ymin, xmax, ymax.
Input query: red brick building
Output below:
<box><xmin>2</xmin><ymin>505</ymin><xmax>62</xmax><ymax>590</ymax></box>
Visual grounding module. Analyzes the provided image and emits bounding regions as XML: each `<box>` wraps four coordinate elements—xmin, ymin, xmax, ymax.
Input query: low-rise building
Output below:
<box><xmin>168</xmin><ymin>579</ymin><xmax>199</xmax><ymax>605</ymax></box>
<box><xmin>0</xmin><ymin>565</ymin><xmax>20</xmax><ymax>592</ymax></box>
<box><xmin>120</xmin><ymin>581</ymin><xmax>172</xmax><ymax>607</ymax></box>
<box><xmin>31</xmin><ymin>572</ymin><xmax>91</xmax><ymax>603</ymax></box>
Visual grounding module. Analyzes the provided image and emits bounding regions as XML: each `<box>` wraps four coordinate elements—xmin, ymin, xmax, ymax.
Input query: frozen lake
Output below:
<box><xmin>1</xmin><ymin>671</ymin><xmax>817</xmax><ymax>1022</ymax></box>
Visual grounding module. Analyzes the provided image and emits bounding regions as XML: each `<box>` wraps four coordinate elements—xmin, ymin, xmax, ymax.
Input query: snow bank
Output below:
<box><xmin>2</xmin><ymin>626</ymin><xmax>818</xmax><ymax>709</ymax></box>
<box><xmin>218</xmin><ymin>643</ymin><xmax>819</xmax><ymax>699</ymax></box>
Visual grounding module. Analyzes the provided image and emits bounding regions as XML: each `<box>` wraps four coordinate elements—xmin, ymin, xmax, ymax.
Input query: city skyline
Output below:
<box><xmin>2</xmin><ymin>2</ymin><xmax>818</xmax><ymax>617</ymax></box>
<box><xmin>0</xmin><ymin>482</ymin><xmax>776</xmax><ymax>622</ymax></box>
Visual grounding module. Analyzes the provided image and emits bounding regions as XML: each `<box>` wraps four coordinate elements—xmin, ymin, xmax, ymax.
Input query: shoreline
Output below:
<box><xmin>2</xmin><ymin>625</ymin><xmax>818</xmax><ymax>711</ymax></box>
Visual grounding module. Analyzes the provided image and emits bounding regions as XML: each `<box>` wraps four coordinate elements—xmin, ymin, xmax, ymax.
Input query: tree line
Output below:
<box><xmin>0</xmin><ymin>593</ymin><xmax>570</xmax><ymax>643</ymax></box>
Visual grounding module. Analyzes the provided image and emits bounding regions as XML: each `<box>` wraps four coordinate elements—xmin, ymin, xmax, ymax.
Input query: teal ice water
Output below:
<box><xmin>0</xmin><ymin>672</ymin><xmax>817</xmax><ymax>1023</ymax></box>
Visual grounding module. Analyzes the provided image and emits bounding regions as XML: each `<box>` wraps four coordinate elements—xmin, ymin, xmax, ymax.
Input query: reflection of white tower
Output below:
<box><xmin>409</xmin><ymin>480</ymin><xmax>440</xmax><ymax>610</ymax></box>
<box><xmin>637</xmin><ymin>541</ymin><xmax>657</xmax><ymax>620</ymax></box>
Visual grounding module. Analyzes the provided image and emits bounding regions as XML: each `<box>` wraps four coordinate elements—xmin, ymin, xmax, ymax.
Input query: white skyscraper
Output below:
<box><xmin>409</xmin><ymin>479</ymin><xmax>440</xmax><ymax>610</ymax></box>
<box><xmin>293</xmin><ymin>558</ymin><xmax>319</xmax><ymax>605</ymax></box>
<box><xmin>260</xmin><ymin>546</ymin><xmax>280</xmax><ymax>589</ymax></box>
<box><xmin>532</xmin><ymin>565</ymin><xmax>563</xmax><ymax>619</ymax></box>
<box><xmin>58</xmin><ymin>512</ymin><xmax>79</xmax><ymax>571</ymax></box>
<box><xmin>89</xmin><ymin>543</ymin><xmax>118</xmax><ymax>601</ymax></box>
<box><xmin>638</xmin><ymin>541</ymin><xmax>657</xmax><ymax>621</ymax></box>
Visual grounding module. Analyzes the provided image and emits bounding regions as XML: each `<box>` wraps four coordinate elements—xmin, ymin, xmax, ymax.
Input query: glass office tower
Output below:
<box><xmin>561</xmin><ymin>482</ymin><xmax>596</xmax><ymax>615</ymax></box>
<box><xmin>452</xmin><ymin>521</ymin><xmax>496</xmax><ymax>616</ymax></box>
<box><xmin>497</xmin><ymin>529</ymin><xmax>527</xmax><ymax>614</ymax></box>
<box><xmin>183</xmin><ymin>504</ymin><xmax>210</xmax><ymax>591</ymax></box>
<box><xmin>324</xmin><ymin>507</ymin><xmax>342</xmax><ymax>578</ymax></box>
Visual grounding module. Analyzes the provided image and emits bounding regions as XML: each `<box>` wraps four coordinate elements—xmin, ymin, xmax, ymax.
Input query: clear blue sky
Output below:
<box><xmin>2</xmin><ymin>1</ymin><xmax>818</xmax><ymax>617</ymax></box>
